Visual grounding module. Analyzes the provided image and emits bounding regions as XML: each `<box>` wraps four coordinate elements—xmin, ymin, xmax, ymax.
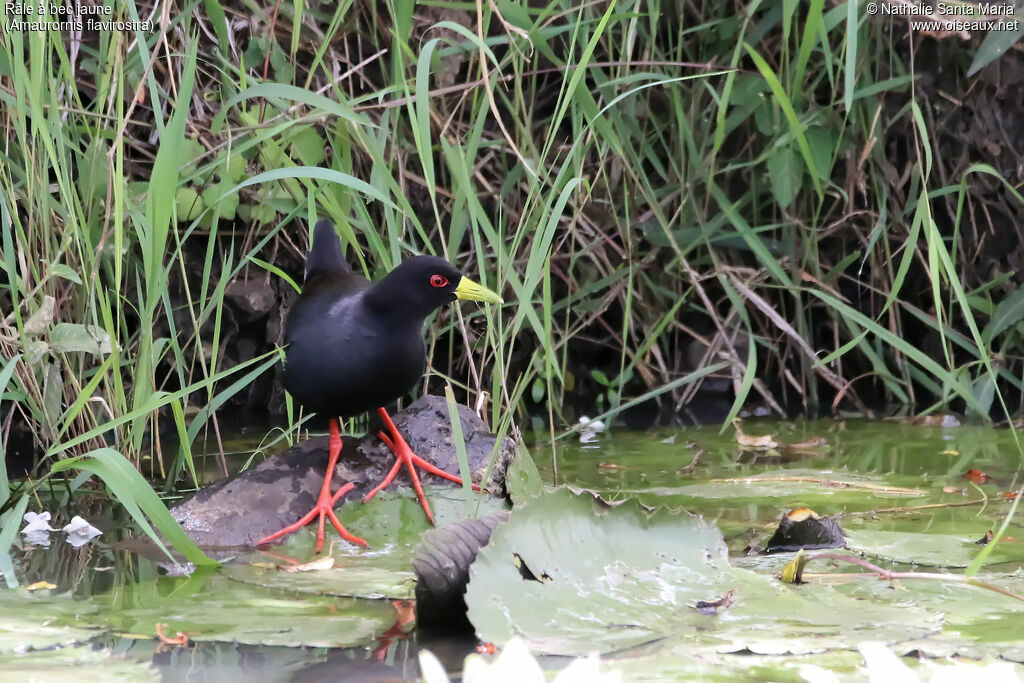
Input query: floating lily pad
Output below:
<box><xmin>845</xmin><ymin>528</ymin><xmax>1024</xmax><ymax>568</ymax></box>
<box><xmin>834</xmin><ymin>568</ymin><xmax>1024</xmax><ymax>663</ymax></box>
<box><xmin>223</xmin><ymin>488</ymin><xmax>508</xmax><ymax>601</ymax></box>
<box><xmin>99</xmin><ymin>574</ymin><xmax>395</xmax><ymax>648</ymax></box>
<box><xmin>667</xmin><ymin>469</ymin><xmax>929</xmax><ymax>501</ymax></box>
<box><xmin>0</xmin><ymin>590</ymin><xmax>108</xmax><ymax>653</ymax></box>
<box><xmin>465</xmin><ymin>488</ymin><xmax>942</xmax><ymax>656</ymax></box>
<box><xmin>0</xmin><ymin>646</ymin><xmax>158</xmax><ymax>682</ymax></box>
<box><xmin>223</xmin><ymin>559</ymin><xmax>416</xmax><ymax>601</ymax></box>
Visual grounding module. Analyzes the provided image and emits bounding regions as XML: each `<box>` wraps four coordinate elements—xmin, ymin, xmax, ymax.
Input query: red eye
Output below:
<box><xmin>430</xmin><ymin>274</ymin><xmax>449</xmax><ymax>288</ymax></box>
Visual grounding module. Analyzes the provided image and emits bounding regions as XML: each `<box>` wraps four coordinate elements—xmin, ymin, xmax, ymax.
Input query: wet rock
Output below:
<box><xmin>170</xmin><ymin>395</ymin><xmax>516</xmax><ymax>548</ymax></box>
<box><xmin>225</xmin><ymin>278</ymin><xmax>276</xmax><ymax>321</ymax></box>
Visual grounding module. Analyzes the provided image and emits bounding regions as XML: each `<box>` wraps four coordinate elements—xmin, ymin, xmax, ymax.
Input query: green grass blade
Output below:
<box><xmin>50</xmin><ymin>448</ymin><xmax>218</xmax><ymax>567</ymax></box>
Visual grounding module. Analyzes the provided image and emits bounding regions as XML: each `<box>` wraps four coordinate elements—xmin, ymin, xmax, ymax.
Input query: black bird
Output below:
<box><xmin>258</xmin><ymin>220</ymin><xmax>503</xmax><ymax>551</ymax></box>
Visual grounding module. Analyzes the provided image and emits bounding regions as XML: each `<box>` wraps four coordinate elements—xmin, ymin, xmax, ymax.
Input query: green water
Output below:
<box><xmin>5</xmin><ymin>419</ymin><xmax>1023</xmax><ymax>681</ymax></box>
<box><xmin>542</xmin><ymin>419</ymin><xmax>1023</xmax><ymax>554</ymax></box>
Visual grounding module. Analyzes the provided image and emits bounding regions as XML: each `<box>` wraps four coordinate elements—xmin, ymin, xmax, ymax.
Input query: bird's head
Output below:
<box><xmin>366</xmin><ymin>255</ymin><xmax>503</xmax><ymax>322</ymax></box>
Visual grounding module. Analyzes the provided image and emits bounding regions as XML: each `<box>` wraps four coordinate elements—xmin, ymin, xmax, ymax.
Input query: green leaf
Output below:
<box><xmin>0</xmin><ymin>494</ymin><xmax>29</xmax><ymax>587</ymax></box>
<box><xmin>845</xmin><ymin>528</ymin><xmax>1024</xmax><ymax>568</ymax></box>
<box><xmin>23</xmin><ymin>296</ymin><xmax>55</xmax><ymax>335</ymax></box>
<box><xmin>504</xmin><ymin>442</ymin><xmax>544</xmax><ymax>506</ymax></box>
<box><xmin>530</xmin><ymin>377</ymin><xmax>544</xmax><ymax>403</ymax></box>
<box><xmin>181</xmin><ymin>137</ymin><xmax>206</xmax><ymax>170</ymax></box>
<box><xmin>50</xmin><ymin>449</ymin><xmax>218</xmax><ymax>567</ymax></box>
<box><xmin>201</xmin><ymin>181</ymin><xmax>239</xmax><ymax>220</ymax></box>
<box><xmin>982</xmin><ymin>285</ymin><xmax>1024</xmax><ymax>344</ymax></box>
<box><xmin>269</xmin><ymin>41</ymin><xmax>294</xmax><ymax>83</ymax></box>
<box><xmin>0</xmin><ymin>589</ymin><xmax>109</xmax><ymax>653</ymax></box>
<box><xmin>466</xmin><ymin>488</ymin><xmax>941</xmax><ymax>656</ymax></box>
<box><xmin>766</xmin><ymin>145</ymin><xmax>802</xmax><ymax>209</ymax></box>
<box><xmin>49</xmin><ymin>323</ymin><xmax>112</xmax><ymax>355</ymax></box>
<box><xmin>805</xmin><ymin>125</ymin><xmax>836</xmax><ymax>181</ymax></box>
<box><xmin>968</xmin><ymin>21</ymin><xmax>1024</xmax><ymax>77</ymax></box>
<box><xmin>45</xmin><ymin>262</ymin><xmax>82</xmax><ymax>285</ymax></box>
<box><xmin>289</xmin><ymin>127</ymin><xmax>326</xmax><ymax>166</ymax></box>
<box><xmin>0</xmin><ymin>647</ymin><xmax>157</xmax><ymax>682</ymax></box>
<box><xmin>102</xmin><ymin>574</ymin><xmax>394</xmax><ymax>647</ymax></box>
<box><xmin>174</xmin><ymin>186</ymin><xmax>203</xmax><ymax>222</ymax></box>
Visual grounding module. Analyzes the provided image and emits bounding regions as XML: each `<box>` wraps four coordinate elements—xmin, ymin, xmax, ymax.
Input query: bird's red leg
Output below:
<box><xmin>362</xmin><ymin>407</ymin><xmax>481</xmax><ymax>525</ymax></box>
<box><xmin>256</xmin><ymin>419</ymin><xmax>368</xmax><ymax>551</ymax></box>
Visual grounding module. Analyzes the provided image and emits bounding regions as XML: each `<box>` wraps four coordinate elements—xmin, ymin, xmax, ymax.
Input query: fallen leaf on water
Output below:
<box><xmin>732</xmin><ymin>419</ymin><xmax>779</xmax><ymax>449</ymax></box>
<box><xmin>693</xmin><ymin>589</ymin><xmax>736</xmax><ymax>615</ymax></box>
<box><xmin>25</xmin><ymin>581</ymin><xmax>57</xmax><ymax>591</ymax></box>
<box><xmin>280</xmin><ymin>554</ymin><xmax>335</xmax><ymax>573</ymax></box>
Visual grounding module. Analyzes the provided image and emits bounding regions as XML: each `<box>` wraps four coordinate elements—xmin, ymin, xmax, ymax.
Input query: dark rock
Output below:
<box><xmin>413</xmin><ymin>511</ymin><xmax>510</xmax><ymax>633</ymax></box>
<box><xmin>764</xmin><ymin>508</ymin><xmax>845</xmax><ymax>554</ymax></box>
<box><xmin>225</xmin><ymin>278</ymin><xmax>276</xmax><ymax>321</ymax></box>
<box><xmin>170</xmin><ymin>395</ymin><xmax>516</xmax><ymax>548</ymax></box>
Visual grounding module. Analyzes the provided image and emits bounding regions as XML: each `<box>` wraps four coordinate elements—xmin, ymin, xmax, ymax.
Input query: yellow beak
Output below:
<box><xmin>455</xmin><ymin>276</ymin><xmax>503</xmax><ymax>304</ymax></box>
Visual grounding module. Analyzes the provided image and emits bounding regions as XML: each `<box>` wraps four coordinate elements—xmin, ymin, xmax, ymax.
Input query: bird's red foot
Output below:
<box><xmin>362</xmin><ymin>407</ymin><xmax>481</xmax><ymax>525</ymax></box>
<box><xmin>256</xmin><ymin>419</ymin><xmax>368</xmax><ymax>552</ymax></box>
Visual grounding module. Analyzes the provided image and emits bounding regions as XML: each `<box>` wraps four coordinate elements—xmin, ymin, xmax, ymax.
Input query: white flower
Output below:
<box><xmin>20</xmin><ymin>511</ymin><xmax>56</xmax><ymax>547</ymax></box>
<box><xmin>578</xmin><ymin>416</ymin><xmax>606</xmax><ymax>444</ymax></box>
<box><xmin>62</xmin><ymin>516</ymin><xmax>102</xmax><ymax>548</ymax></box>
<box><xmin>420</xmin><ymin>638</ymin><xmax>620</xmax><ymax>683</ymax></box>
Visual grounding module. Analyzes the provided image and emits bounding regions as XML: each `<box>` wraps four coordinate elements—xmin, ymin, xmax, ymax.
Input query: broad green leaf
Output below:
<box><xmin>505</xmin><ymin>442</ymin><xmax>544</xmax><ymax>506</ymax></box>
<box><xmin>46</xmin><ymin>262</ymin><xmax>82</xmax><ymax>285</ymax></box>
<box><xmin>223</xmin><ymin>561</ymin><xmax>415</xmax><ymax>601</ymax></box>
<box><xmin>766</xmin><ymin>144</ymin><xmax>802</xmax><ymax>209</ymax></box>
<box><xmin>173</xmin><ymin>186</ymin><xmax>202</xmax><ymax>222</ymax></box>
<box><xmin>0</xmin><ymin>590</ymin><xmax>109</xmax><ymax>653</ymax></box>
<box><xmin>49</xmin><ymin>323</ymin><xmax>112</xmax><ymax>355</ymax></box>
<box><xmin>289</xmin><ymin>127</ymin><xmax>326</xmax><ymax>166</ymax></box>
<box><xmin>0</xmin><ymin>647</ymin><xmax>157</xmax><ymax>682</ymax></box>
<box><xmin>102</xmin><ymin>575</ymin><xmax>393</xmax><ymax>648</ymax></box>
<box><xmin>465</xmin><ymin>488</ymin><xmax>941</xmax><ymax>656</ymax></box>
<box><xmin>845</xmin><ymin>528</ymin><xmax>1024</xmax><ymax>568</ymax></box>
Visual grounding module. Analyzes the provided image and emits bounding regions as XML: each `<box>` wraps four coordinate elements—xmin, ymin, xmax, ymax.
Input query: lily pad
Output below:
<box><xmin>506</xmin><ymin>441</ymin><xmax>544</xmax><ymax>505</ymax></box>
<box><xmin>0</xmin><ymin>590</ymin><xmax>108</xmax><ymax>653</ymax></box>
<box><xmin>844</xmin><ymin>528</ymin><xmax>1024</xmax><ymax>568</ymax></box>
<box><xmin>0</xmin><ymin>646</ymin><xmax>158</xmax><ymax>682</ymax></box>
<box><xmin>666</xmin><ymin>469</ymin><xmax>929</xmax><ymax>501</ymax></box>
<box><xmin>465</xmin><ymin>488</ymin><xmax>942</xmax><ymax>656</ymax></box>
<box><xmin>100</xmin><ymin>574</ymin><xmax>395</xmax><ymax>648</ymax></box>
<box><xmin>223</xmin><ymin>488</ymin><xmax>508</xmax><ymax>601</ymax></box>
<box><xmin>834</xmin><ymin>568</ymin><xmax>1024</xmax><ymax>663</ymax></box>
<box><xmin>223</xmin><ymin>558</ymin><xmax>416</xmax><ymax>601</ymax></box>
